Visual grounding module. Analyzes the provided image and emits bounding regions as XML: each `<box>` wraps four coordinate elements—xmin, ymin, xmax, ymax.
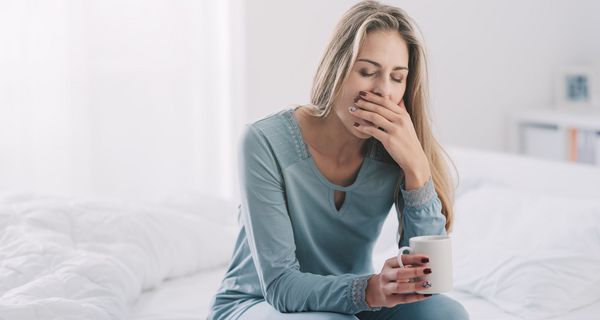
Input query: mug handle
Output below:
<box><xmin>397</xmin><ymin>246</ymin><xmax>413</xmax><ymax>268</ymax></box>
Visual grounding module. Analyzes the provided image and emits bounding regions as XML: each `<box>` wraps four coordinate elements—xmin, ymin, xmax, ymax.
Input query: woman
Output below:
<box><xmin>208</xmin><ymin>1</ymin><xmax>468</xmax><ymax>319</ymax></box>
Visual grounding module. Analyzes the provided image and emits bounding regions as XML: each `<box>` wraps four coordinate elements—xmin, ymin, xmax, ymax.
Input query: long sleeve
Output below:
<box><xmin>238</xmin><ymin>125</ymin><xmax>380</xmax><ymax>314</ymax></box>
<box><xmin>398</xmin><ymin>176</ymin><xmax>447</xmax><ymax>248</ymax></box>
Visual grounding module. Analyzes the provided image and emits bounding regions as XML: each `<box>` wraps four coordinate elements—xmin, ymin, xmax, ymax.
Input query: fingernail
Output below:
<box><xmin>424</xmin><ymin>294</ymin><xmax>432</xmax><ymax>297</ymax></box>
<box><xmin>421</xmin><ymin>258</ymin><xmax>429</xmax><ymax>263</ymax></box>
<box><xmin>348</xmin><ymin>106</ymin><xmax>357</xmax><ymax>112</ymax></box>
<box><xmin>424</xmin><ymin>268</ymin><xmax>432</xmax><ymax>274</ymax></box>
<box><xmin>359</xmin><ymin>91</ymin><xmax>367</xmax><ymax>97</ymax></box>
<box><xmin>353</xmin><ymin>122</ymin><xmax>360</xmax><ymax>127</ymax></box>
<box><xmin>354</xmin><ymin>96</ymin><xmax>360</xmax><ymax>102</ymax></box>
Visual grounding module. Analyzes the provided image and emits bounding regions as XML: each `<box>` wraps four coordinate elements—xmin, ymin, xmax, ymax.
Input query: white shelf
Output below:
<box><xmin>510</xmin><ymin>107</ymin><xmax>600</xmax><ymax>131</ymax></box>
<box><xmin>507</xmin><ymin>107</ymin><xmax>600</xmax><ymax>166</ymax></box>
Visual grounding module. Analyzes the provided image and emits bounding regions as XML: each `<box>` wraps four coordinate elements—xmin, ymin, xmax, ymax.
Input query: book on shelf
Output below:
<box><xmin>595</xmin><ymin>132</ymin><xmax>600</xmax><ymax>167</ymax></box>
<box><xmin>569</xmin><ymin>128</ymin><xmax>600</xmax><ymax>166</ymax></box>
<box><xmin>575</xmin><ymin>129</ymin><xmax>597</xmax><ymax>165</ymax></box>
<box><xmin>522</xmin><ymin>125</ymin><xmax>600</xmax><ymax>166</ymax></box>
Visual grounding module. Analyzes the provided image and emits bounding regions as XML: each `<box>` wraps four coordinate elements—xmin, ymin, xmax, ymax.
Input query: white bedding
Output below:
<box><xmin>0</xmin><ymin>193</ymin><xmax>237</xmax><ymax>319</ymax></box>
<box><xmin>451</xmin><ymin>184</ymin><xmax>600</xmax><ymax>319</ymax></box>
<box><xmin>131</xmin><ymin>267</ymin><xmax>227</xmax><ymax>320</ymax></box>
<box><xmin>131</xmin><ymin>145</ymin><xmax>600</xmax><ymax>320</ymax></box>
<box><xmin>2</xmin><ymin>144</ymin><xmax>600</xmax><ymax>320</ymax></box>
<box><xmin>128</xmin><ymin>266</ymin><xmax>600</xmax><ymax>320</ymax></box>
<box><xmin>445</xmin><ymin>290</ymin><xmax>600</xmax><ymax>320</ymax></box>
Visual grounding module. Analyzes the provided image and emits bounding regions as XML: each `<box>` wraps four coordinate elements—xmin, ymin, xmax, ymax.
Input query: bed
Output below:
<box><xmin>1</xmin><ymin>145</ymin><xmax>600</xmax><ymax>320</ymax></box>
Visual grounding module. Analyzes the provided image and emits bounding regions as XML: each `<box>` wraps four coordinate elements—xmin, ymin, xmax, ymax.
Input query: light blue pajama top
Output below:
<box><xmin>208</xmin><ymin>107</ymin><xmax>447</xmax><ymax>320</ymax></box>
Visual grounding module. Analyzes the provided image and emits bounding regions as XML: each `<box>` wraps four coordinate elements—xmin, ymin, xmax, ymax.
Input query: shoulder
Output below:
<box><xmin>241</xmin><ymin>108</ymin><xmax>292</xmax><ymax>147</ymax></box>
<box><xmin>239</xmin><ymin>107</ymin><xmax>305</xmax><ymax>169</ymax></box>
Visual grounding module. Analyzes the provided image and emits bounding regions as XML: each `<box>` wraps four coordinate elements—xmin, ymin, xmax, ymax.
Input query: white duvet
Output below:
<box><xmin>0</xmin><ymin>193</ymin><xmax>237</xmax><ymax>320</ymax></box>
<box><xmin>451</xmin><ymin>182</ymin><xmax>600</xmax><ymax>319</ymax></box>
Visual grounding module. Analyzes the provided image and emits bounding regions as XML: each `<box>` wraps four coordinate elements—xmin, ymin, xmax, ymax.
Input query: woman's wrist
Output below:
<box><xmin>365</xmin><ymin>273</ymin><xmax>381</xmax><ymax>308</ymax></box>
<box><xmin>403</xmin><ymin>163</ymin><xmax>431</xmax><ymax>191</ymax></box>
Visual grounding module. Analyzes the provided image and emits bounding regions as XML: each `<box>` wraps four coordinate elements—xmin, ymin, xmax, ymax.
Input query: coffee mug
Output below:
<box><xmin>397</xmin><ymin>235</ymin><xmax>453</xmax><ymax>294</ymax></box>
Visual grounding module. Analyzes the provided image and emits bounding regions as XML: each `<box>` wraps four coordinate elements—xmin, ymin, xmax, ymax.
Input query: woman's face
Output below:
<box><xmin>334</xmin><ymin>29</ymin><xmax>409</xmax><ymax>139</ymax></box>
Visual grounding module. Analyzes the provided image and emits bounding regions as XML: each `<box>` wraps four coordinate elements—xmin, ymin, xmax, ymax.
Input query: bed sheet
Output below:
<box><xmin>130</xmin><ymin>267</ymin><xmax>227</xmax><ymax>320</ymax></box>
<box><xmin>445</xmin><ymin>290</ymin><xmax>600</xmax><ymax>320</ymax></box>
<box><xmin>129</xmin><ymin>266</ymin><xmax>600</xmax><ymax>320</ymax></box>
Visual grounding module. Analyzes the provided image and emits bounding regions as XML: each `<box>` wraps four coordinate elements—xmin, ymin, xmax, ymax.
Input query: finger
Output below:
<box><xmin>384</xmin><ymin>257</ymin><xmax>398</xmax><ymax>268</ymax></box>
<box><xmin>349</xmin><ymin>105</ymin><xmax>394</xmax><ymax>132</ymax></box>
<box><xmin>396</xmin><ymin>267</ymin><xmax>432</xmax><ymax>282</ymax></box>
<box><xmin>386</xmin><ymin>293</ymin><xmax>432</xmax><ymax>306</ymax></box>
<box><xmin>352</xmin><ymin>122</ymin><xmax>387</xmax><ymax>141</ymax></box>
<box><xmin>398</xmin><ymin>254</ymin><xmax>430</xmax><ymax>267</ymax></box>
<box><xmin>382</xmin><ymin>278</ymin><xmax>434</xmax><ymax>296</ymax></box>
<box><xmin>353</xmin><ymin>97</ymin><xmax>399</xmax><ymax>122</ymax></box>
<box><xmin>381</xmin><ymin>267</ymin><xmax>409</xmax><ymax>282</ymax></box>
<box><xmin>384</xmin><ymin>255</ymin><xmax>430</xmax><ymax>268</ymax></box>
<box><xmin>359</xmin><ymin>91</ymin><xmax>402</xmax><ymax>114</ymax></box>
<box><xmin>381</xmin><ymin>265</ymin><xmax>431</xmax><ymax>282</ymax></box>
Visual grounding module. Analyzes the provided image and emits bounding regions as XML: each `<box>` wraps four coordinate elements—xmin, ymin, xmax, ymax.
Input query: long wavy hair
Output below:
<box><xmin>307</xmin><ymin>0</ymin><xmax>459</xmax><ymax>235</ymax></box>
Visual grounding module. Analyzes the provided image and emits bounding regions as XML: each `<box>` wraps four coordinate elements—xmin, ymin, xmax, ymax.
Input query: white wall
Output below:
<box><xmin>243</xmin><ymin>0</ymin><xmax>600</xmax><ymax>152</ymax></box>
<box><xmin>0</xmin><ymin>0</ymin><xmax>245</xmax><ymax>202</ymax></box>
<box><xmin>2</xmin><ymin>0</ymin><xmax>598</xmax><ymax>202</ymax></box>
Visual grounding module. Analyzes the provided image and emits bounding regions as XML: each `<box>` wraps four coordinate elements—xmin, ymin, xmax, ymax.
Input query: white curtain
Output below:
<box><xmin>0</xmin><ymin>0</ymin><xmax>245</xmax><ymax>203</ymax></box>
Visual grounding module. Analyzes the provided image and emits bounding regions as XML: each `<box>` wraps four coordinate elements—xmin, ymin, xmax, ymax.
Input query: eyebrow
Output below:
<box><xmin>357</xmin><ymin>58</ymin><xmax>408</xmax><ymax>71</ymax></box>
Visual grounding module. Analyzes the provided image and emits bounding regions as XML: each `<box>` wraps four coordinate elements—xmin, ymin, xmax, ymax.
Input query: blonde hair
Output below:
<box><xmin>308</xmin><ymin>0</ymin><xmax>459</xmax><ymax>234</ymax></box>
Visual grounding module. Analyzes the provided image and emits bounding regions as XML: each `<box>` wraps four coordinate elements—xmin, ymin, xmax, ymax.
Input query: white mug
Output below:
<box><xmin>397</xmin><ymin>235</ymin><xmax>453</xmax><ymax>294</ymax></box>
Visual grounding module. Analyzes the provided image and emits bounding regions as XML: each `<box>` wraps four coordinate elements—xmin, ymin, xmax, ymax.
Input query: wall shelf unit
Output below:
<box><xmin>508</xmin><ymin>107</ymin><xmax>600</xmax><ymax>166</ymax></box>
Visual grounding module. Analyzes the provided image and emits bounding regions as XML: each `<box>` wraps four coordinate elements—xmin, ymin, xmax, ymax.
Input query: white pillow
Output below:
<box><xmin>451</xmin><ymin>184</ymin><xmax>600</xmax><ymax>319</ymax></box>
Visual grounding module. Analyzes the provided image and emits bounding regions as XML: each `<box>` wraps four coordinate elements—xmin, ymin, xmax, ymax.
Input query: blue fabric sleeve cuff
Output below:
<box><xmin>400</xmin><ymin>175</ymin><xmax>436</xmax><ymax>208</ymax></box>
<box><xmin>350</xmin><ymin>274</ymin><xmax>382</xmax><ymax>312</ymax></box>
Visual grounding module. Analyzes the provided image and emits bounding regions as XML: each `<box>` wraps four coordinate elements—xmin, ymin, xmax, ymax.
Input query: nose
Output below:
<box><xmin>371</xmin><ymin>76</ymin><xmax>392</xmax><ymax>100</ymax></box>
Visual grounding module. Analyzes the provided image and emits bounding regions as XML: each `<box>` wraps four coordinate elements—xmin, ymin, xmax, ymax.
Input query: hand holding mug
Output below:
<box><xmin>398</xmin><ymin>235</ymin><xmax>453</xmax><ymax>294</ymax></box>
<box><xmin>365</xmin><ymin>254</ymin><xmax>433</xmax><ymax>308</ymax></box>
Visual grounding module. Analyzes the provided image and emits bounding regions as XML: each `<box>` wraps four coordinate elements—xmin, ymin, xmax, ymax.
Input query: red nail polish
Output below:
<box><xmin>359</xmin><ymin>91</ymin><xmax>367</xmax><ymax>97</ymax></box>
<box><xmin>424</xmin><ymin>294</ymin><xmax>432</xmax><ymax>297</ymax></box>
<box><xmin>353</xmin><ymin>122</ymin><xmax>360</xmax><ymax>127</ymax></box>
<box><xmin>354</xmin><ymin>96</ymin><xmax>360</xmax><ymax>103</ymax></box>
<box><xmin>421</xmin><ymin>258</ymin><xmax>429</xmax><ymax>263</ymax></box>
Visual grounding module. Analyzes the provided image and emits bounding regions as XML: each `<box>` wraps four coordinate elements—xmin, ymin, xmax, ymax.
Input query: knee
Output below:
<box><xmin>447</xmin><ymin>300</ymin><xmax>470</xmax><ymax>320</ymax></box>
<box><xmin>402</xmin><ymin>294</ymin><xmax>469</xmax><ymax>320</ymax></box>
<box><xmin>431</xmin><ymin>295</ymin><xmax>470</xmax><ymax>320</ymax></box>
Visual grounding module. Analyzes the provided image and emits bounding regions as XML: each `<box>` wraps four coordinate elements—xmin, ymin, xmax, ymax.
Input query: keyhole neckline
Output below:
<box><xmin>288</xmin><ymin>107</ymin><xmax>373</xmax><ymax>192</ymax></box>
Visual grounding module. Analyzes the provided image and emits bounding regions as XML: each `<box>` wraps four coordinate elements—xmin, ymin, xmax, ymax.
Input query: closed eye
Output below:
<box><xmin>359</xmin><ymin>70</ymin><xmax>403</xmax><ymax>83</ymax></box>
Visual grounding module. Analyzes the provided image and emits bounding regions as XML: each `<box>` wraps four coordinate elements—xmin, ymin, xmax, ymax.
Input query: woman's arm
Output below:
<box><xmin>239</xmin><ymin>125</ymin><xmax>381</xmax><ymax>314</ymax></box>
<box><xmin>347</xmin><ymin>93</ymin><xmax>446</xmax><ymax>245</ymax></box>
<box><xmin>398</xmin><ymin>176</ymin><xmax>447</xmax><ymax>248</ymax></box>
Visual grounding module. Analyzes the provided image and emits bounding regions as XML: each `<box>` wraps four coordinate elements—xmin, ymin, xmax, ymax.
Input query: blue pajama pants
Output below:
<box><xmin>237</xmin><ymin>294</ymin><xmax>469</xmax><ymax>320</ymax></box>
